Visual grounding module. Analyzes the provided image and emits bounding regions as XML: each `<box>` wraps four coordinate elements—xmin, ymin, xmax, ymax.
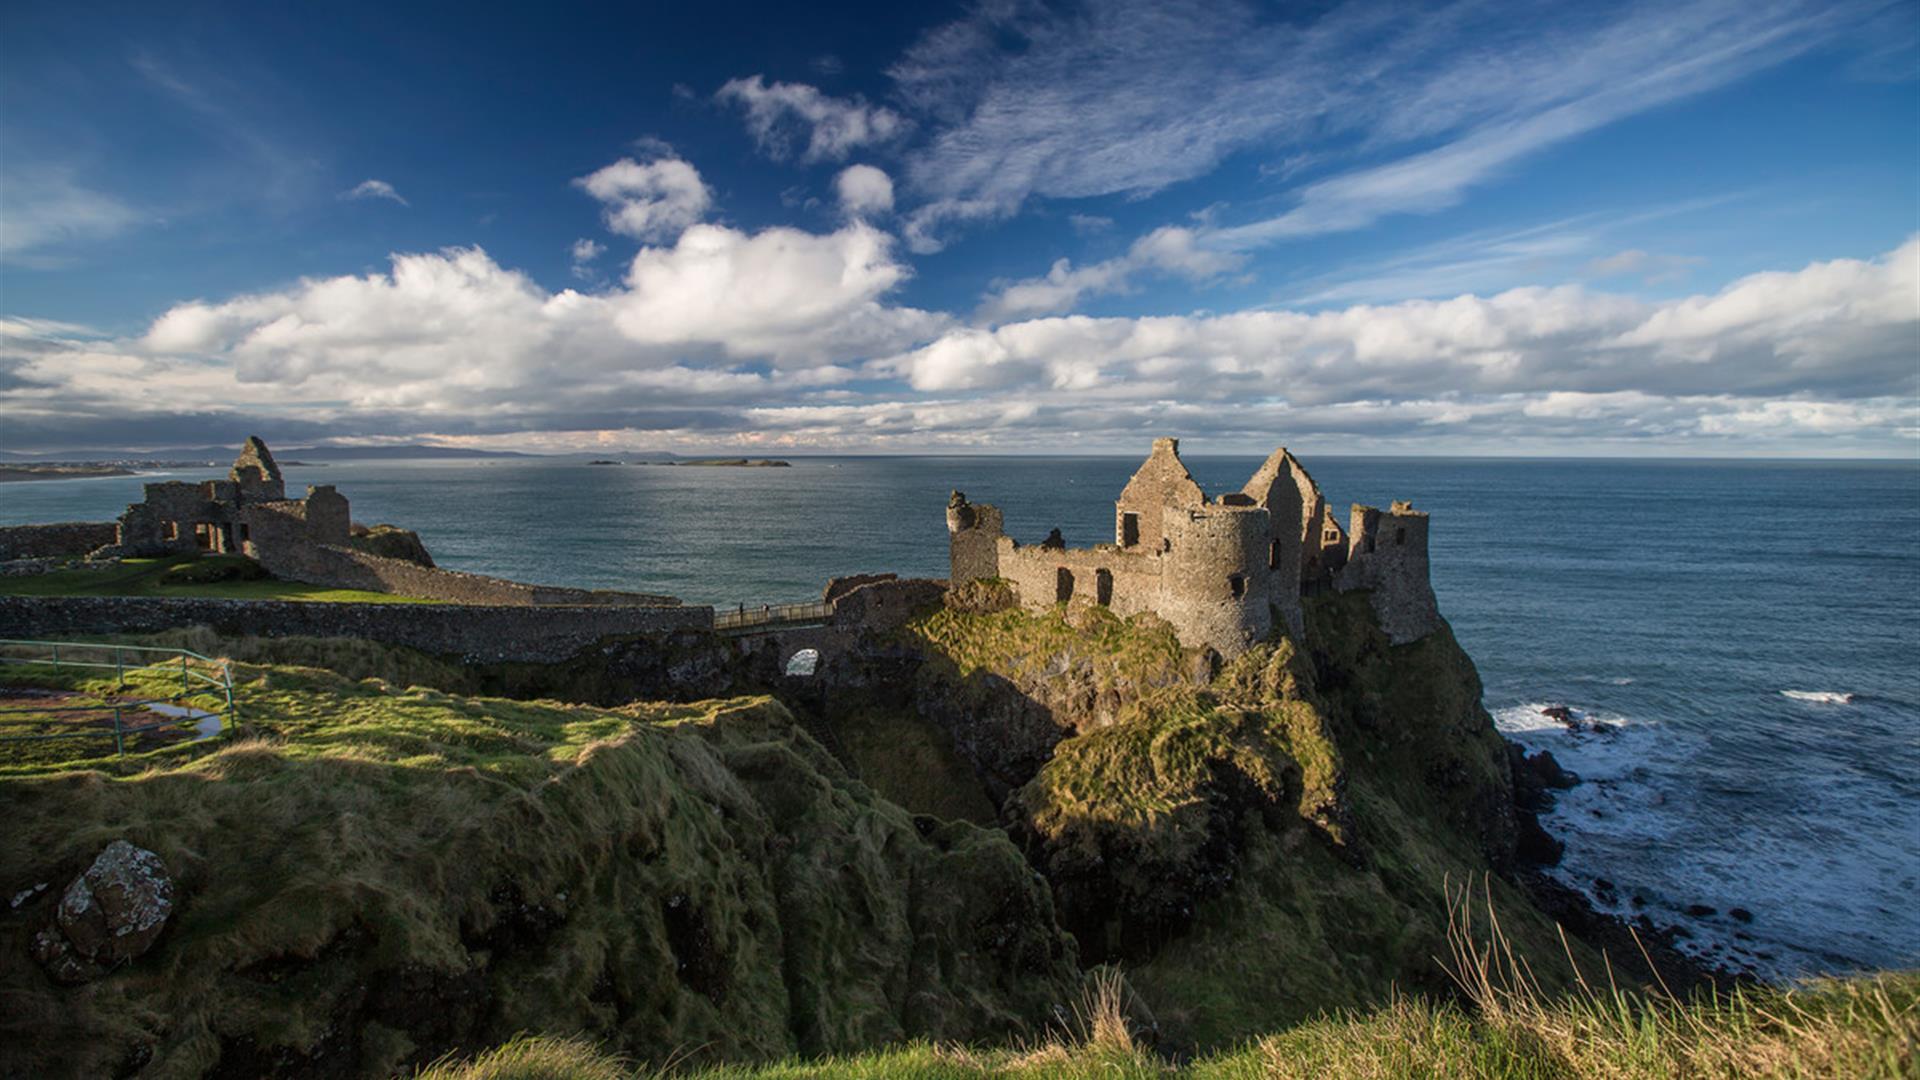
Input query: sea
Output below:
<box><xmin>4</xmin><ymin>454</ymin><xmax>1917</xmax><ymax>981</ymax></box>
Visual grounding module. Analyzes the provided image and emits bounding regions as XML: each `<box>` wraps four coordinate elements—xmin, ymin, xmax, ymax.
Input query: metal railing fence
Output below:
<box><xmin>714</xmin><ymin>601</ymin><xmax>834</xmax><ymax>632</ymax></box>
<box><xmin>0</xmin><ymin>639</ymin><xmax>237</xmax><ymax>757</ymax></box>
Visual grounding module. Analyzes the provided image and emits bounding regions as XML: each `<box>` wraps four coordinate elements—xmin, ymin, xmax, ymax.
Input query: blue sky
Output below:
<box><xmin>2</xmin><ymin>0</ymin><xmax>1916</xmax><ymax>455</ymax></box>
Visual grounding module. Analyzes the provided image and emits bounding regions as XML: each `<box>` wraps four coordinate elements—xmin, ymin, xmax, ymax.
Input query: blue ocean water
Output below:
<box><xmin>4</xmin><ymin>455</ymin><xmax>1917</xmax><ymax>979</ymax></box>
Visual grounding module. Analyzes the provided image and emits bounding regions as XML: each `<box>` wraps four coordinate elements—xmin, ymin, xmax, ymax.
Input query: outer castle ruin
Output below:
<box><xmin>101</xmin><ymin>437</ymin><xmax>348</xmax><ymax>559</ymax></box>
<box><xmin>947</xmin><ymin>437</ymin><xmax>1440</xmax><ymax>657</ymax></box>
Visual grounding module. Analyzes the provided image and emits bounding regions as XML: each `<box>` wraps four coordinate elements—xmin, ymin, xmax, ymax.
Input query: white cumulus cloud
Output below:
<box><xmin>573</xmin><ymin>156</ymin><xmax>712</xmax><ymax>241</ymax></box>
<box><xmin>834</xmin><ymin>165</ymin><xmax>895</xmax><ymax>217</ymax></box>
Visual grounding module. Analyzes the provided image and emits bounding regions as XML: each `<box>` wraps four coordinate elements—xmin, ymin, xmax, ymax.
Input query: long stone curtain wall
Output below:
<box><xmin>0</xmin><ymin>523</ymin><xmax>120</xmax><ymax>561</ymax></box>
<box><xmin>0</xmin><ymin>595</ymin><xmax>714</xmax><ymax>664</ymax></box>
<box><xmin>248</xmin><ymin>539</ymin><xmax>681</xmax><ymax>607</ymax></box>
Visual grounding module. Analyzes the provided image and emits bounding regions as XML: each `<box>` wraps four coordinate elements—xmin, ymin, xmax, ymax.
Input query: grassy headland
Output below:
<box><xmin>0</xmin><ymin>654</ymin><xmax>1077</xmax><ymax>1077</ymax></box>
<box><xmin>0</xmin><ymin>553</ymin><xmax>438</xmax><ymax>603</ymax></box>
<box><xmin>4</xmin><ymin>591</ymin><xmax>1913</xmax><ymax>1078</ymax></box>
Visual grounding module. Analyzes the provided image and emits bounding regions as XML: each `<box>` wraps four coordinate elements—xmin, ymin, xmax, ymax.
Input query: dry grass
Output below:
<box><xmin>419</xmin><ymin>884</ymin><xmax>1919</xmax><ymax>1080</ymax></box>
<box><xmin>1430</xmin><ymin>875</ymin><xmax>1920</xmax><ymax>1079</ymax></box>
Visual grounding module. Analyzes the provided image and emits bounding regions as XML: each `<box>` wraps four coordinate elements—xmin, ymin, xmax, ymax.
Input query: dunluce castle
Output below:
<box><xmin>948</xmin><ymin>438</ymin><xmax>1440</xmax><ymax>657</ymax></box>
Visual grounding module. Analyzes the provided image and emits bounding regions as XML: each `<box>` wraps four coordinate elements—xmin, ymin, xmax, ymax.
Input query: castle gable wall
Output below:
<box><xmin>1113</xmin><ymin>437</ymin><xmax>1203</xmax><ymax>553</ymax></box>
<box><xmin>1240</xmin><ymin>450</ymin><xmax>1307</xmax><ymax>638</ymax></box>
<box><xmin>229</xmin><ymin>436</ymin><xmax>286</xmax><ymax>502</ymax></box>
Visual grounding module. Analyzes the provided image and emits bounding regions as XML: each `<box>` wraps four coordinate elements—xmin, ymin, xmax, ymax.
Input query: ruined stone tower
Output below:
<box><xmin>947</xmin><ymin>437</ymin><xmax>1440</xmax><ymax>657</ymax></box>
<box><xmin>228</xmin><ymin>436</ymin><xmax>286</xmax><ymax>502</ymax></box>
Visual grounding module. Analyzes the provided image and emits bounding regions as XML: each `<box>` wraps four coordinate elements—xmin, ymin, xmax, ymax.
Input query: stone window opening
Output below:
<box><xmin>1229</xmin><ymin>573</ymin><xmax>1246</xmax><ymax>599</ymax></box>
<box><xmin>1095</xmin><ymin>568</ymin><xmax>1113</xmax><ymax>606</ymax></box>
<box><xmin>1120</xmin><ymin>512</ymin><xmax>1140</xmax><ymax>547</ymax></box>
<box><xmin>1161</xmin><ymin>538</ymin><xmax>1172</xmax><ymax>554</ymax></box>
<box><xmin>239</xmin><ymin>524</ymin><xmax>251</xmax><ymax>543</ymax></box>
<box><xmin>163</xmin><ymin>521</ymin><xmax>180</xmax><ymax>542</ymax></box>
<box><xmin>1395</xmin><ymin>527</ymin><xmax>1407</xmax><ymax>546</ymax></box>
<box><xmin>193</xmin><ymin>523</ymin><xmax>215</xmax><ymax>550</ymax></box>
<box><xmin>1056</xmin><ymin>567</ymin><xmax>1075</xmax><ymax>603</ymax></box>
<box><xmin>1364</xmin><ymin>533</ymin><xmax>1376</xmax><ymax>554</ymax></box>
<box><xmin>1268</xmin><ymin>539</ymin><xmax>1282</xmax><ymax>569</ymax></box>
<box><xmin>784</xmin><ymin>648</ymin><xmax>819</xmax><ymax>677</ymax></box>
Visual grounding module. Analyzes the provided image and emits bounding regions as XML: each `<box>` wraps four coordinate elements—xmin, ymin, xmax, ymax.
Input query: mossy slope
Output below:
<box><xmin>0</xmin><ymin>662</ymin><xmax>1077</xmax><ymax>1078</ymax></box>
<box><xmin>892</xmin><ymin>593</ymin><xmax>1599</xmax><ymax>1050</ymax></box>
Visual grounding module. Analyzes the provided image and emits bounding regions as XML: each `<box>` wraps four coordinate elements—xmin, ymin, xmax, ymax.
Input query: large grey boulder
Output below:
<box><xmin>31</xmin><ymin>840</ymin><xmax>174</xmax><ymax>983</ymax></box>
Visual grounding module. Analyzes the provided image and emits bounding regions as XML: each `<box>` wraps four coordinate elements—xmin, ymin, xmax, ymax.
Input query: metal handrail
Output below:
<box><xmin>714</xmin><ymin>600</ymin><xmax>834</xmax><ymax>632</ymax></box>
<box><xmin>0</xmin><ymin>639</ymin><xmax>237</xmax><ymax>757</ymax></box>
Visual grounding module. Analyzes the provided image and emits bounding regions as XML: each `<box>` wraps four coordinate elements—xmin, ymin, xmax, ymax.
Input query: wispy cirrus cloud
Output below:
<box><xmin>342</xmin><ymin>178</ymin><xmax>409</xmax><ymax>206</ymax></box>
<box><xmin>717</xmin><ymin>76</ymin><xmax>908</xmax><ymax>163</ymax></box>
<box><xmin>977</xmin><ymin>225</ymin><xmax>1244</xmax><ymax>323</ymax></box>
<box><xmin>0</xmin><ymin>168</ymin><xmax>141</xmax><ymax>266</ymax></box>
<box><xmin>891</xmin><ymin>0</ymin><xmax>1881</xmax><ymax>253</ymax></box>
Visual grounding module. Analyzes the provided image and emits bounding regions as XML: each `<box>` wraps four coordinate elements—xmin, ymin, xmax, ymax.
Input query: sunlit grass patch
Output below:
<box><xmin>0</xmin><ymin>553</ymin><xmax>440</xmax><ymax>603</ymax></box>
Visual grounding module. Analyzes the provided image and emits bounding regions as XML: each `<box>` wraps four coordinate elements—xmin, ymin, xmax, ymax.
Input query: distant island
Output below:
<box><xmin>586</xmin><ymin>458</ymin><xmax>790</xmax><ymax>467</ymax></box>
<box><xmin>664</xmin><ymin>458</ymin><xmax>791</xmax><ymax>467</ymax></box>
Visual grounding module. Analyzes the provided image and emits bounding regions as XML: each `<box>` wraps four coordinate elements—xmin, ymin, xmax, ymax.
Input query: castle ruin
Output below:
<box><xmin>103</xmin><ymin>437</ymin><xmax>351</xmax><ymax>558</ymax></box>
<box><xmin>947</xmin><ymin>438</ymin><xmax>1440</xmax><ymax>657</ymax></box>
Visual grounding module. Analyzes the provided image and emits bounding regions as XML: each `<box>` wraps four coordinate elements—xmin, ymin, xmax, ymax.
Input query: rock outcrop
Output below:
<box><xmin>31</xmin><ymin>840</ymin><xmax>174</xmax><ymax>984</ymax></box>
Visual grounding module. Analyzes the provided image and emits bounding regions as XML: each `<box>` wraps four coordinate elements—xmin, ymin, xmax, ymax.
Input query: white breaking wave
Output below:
<box><xmin>1781</xmin><ymin>690</ymin><xmax>1855</xmax><ymax>705</ymax></box>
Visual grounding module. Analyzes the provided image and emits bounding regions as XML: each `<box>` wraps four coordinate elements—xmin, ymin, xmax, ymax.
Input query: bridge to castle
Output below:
<box><xmin>713</xmin><ymin>600</ymin><xmax>835</xmax><ymax>635</ymax></box>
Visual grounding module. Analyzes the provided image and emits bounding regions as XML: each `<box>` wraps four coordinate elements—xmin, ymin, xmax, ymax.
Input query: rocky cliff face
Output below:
<box><xmin>817</xmin><ymin>589</ymin><xmax>1621</xmax><ymax>1049</ymax></box>
<box><xmin>0</xmin><ymin>676</ymin><xmax>1077</xmax><ymax>1078</ymax></box>
<box><xmin>4</xmin><ymin>578</ymin><xmax>1660</xmax><ymax>1073</ymax></box>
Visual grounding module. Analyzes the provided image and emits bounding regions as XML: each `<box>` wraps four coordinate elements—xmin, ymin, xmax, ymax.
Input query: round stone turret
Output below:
<box><xmin>1157</xmin><ymin>503</ymin><xmax>1273</xmax><ymax>656</ymax></box>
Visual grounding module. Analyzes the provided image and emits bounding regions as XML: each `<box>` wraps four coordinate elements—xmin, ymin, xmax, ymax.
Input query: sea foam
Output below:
<box><xmin>1780</xmin><ymin>690</ymin><xmax>1855</xmax><ymax>704</ymax></box>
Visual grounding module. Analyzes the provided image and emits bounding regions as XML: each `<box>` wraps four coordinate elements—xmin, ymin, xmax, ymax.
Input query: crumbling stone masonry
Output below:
<box><xmin>947</xmin><ymin>437</ymin><xmax>1441</xmax><ymax>657</ymax></box>
<box><xmin>94</xmin><ymin>437</ymin><xmax>684</xmax><ymax>607</ymax></box>
<box><xmin>100</xmin><ymin>437</ymin><xmax>351</xmax><ymax>559</ymax></box>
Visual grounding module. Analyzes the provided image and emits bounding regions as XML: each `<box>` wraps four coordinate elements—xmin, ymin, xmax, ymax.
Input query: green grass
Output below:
<box><xmin>0</xmin><ymin>653</ymin><xmax>1079</xmax><ymax>1078</ymax></box>
<box><xmin>0</xmin><ymin>661</ymin><xmax>233</xmax><ymax>773</ymax></box>
<box><xmin>0</xmin><ymin>553</ymin><xmax>440</xmax><ymax>603</ymax></box>
<box><xmin>420</xmin><ymin>964</ymin><xmax>1920</xmax><ymax>1080</ymax></box>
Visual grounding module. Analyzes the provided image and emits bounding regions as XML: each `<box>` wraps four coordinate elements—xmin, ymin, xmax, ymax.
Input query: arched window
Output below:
<box><xmin>785</xmin><ymin>648</ymin><xmax>820</xmax><ymax>676</ymax></box>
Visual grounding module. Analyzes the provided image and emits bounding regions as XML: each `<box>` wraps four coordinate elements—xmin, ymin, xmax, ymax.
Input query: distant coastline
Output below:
<box><xmin>0</xmin><ymin>464</ymin><xmax>138</xmax><ymax>484</ymax></box>
<box><xmin>587</xmin><ymin>458</ymin><xmax>792</xmax><ymax>467</ymax></box>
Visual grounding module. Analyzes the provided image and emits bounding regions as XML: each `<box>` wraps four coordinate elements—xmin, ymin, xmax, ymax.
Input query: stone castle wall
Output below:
<box><xmin>995</xmin><ymin>539</ymin><xmax>1164</xmax><ymax>619</ymax></box>
<box><xmin>248</xmin><ymin>539</ymin><xmax>680</xmax><ymax>607</ymax></box>
<box><xmin>0</xmin><ymin>595</ymin><xmax>713</xmax><ymax>664</ymax></box>
<box><xmin>0</xmin><ymin>522</ymin><xmax>119</xmax><ymax>561</ymax></box>
<box><xmin>1336</xmin><ymin>502</ymin><xmax>1440</xmax><ymax>644</ymax></box>
<box><xmin>947</xmin><ymin>500</ymin><xmax>1005</xmax><ymax>585</ymax></box>
<box><xmin>945</xmin><ymin>438</ymin><xmax>1442</xmax><ymax>657</ymax></box>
